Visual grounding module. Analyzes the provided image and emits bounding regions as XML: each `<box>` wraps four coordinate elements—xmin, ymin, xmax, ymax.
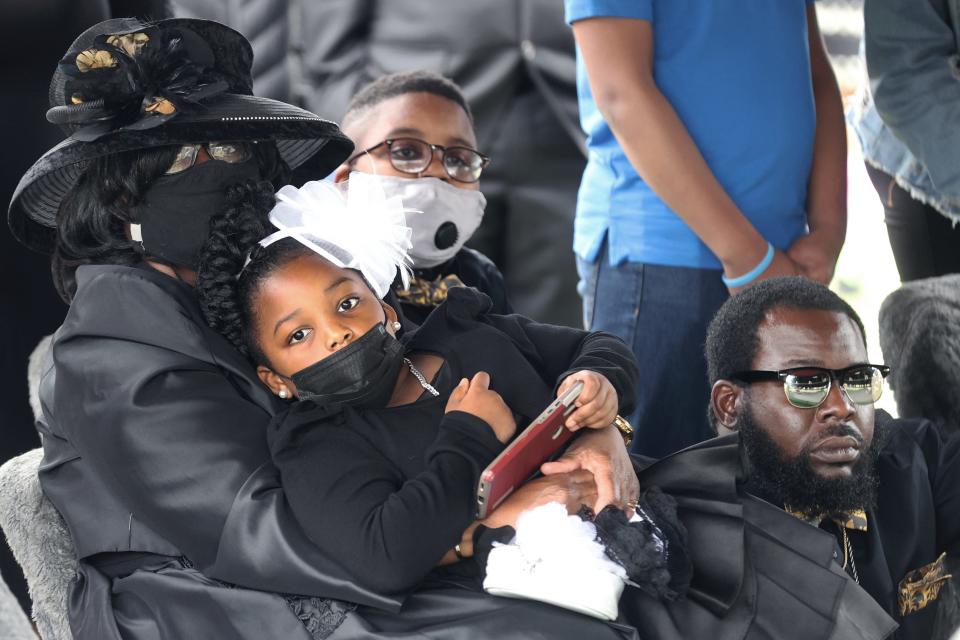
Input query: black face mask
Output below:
<box><xmin>290</xmin><ymin>323</ymin><xmax>405</xmax><ymax>409</ymax></box>
<box><xmin>132</xmin><ymin>158</ymin><xmax>261</xmax><ymax>268</ymax></box>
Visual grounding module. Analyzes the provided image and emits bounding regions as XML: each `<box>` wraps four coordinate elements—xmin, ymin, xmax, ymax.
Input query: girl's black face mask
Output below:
<box><xmin>132</xmin><ymin>158</ymin><xmax>261</xmax><ymax>268</ymax></box>
<box><xmin>290</xmin><ymin>323</ymin><xmax>404</xmax><ymax>410</ymax></box>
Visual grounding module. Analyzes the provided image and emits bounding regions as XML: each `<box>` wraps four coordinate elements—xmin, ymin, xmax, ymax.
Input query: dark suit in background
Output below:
<box><xmin>172</xmin><ymin>0</ymin><xmax>587</xmax><ymax>327</ymax></box>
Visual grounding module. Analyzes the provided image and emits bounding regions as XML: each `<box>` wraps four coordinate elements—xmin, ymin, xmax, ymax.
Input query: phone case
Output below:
<box><xmin>475</xmin><ymin>381</ymin><xmax>584</xmax><ymax>519</ymax></box>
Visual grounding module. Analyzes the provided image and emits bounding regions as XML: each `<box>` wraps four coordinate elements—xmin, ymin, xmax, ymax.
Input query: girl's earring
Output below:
<box><xmin>392</xmin><ymin>321</ymin><xmax>402</xmax><ymax>331</ymax></box>
<box><xmin>278</xmin><ymin>387</ymin><xmax>290</xmax><ymax>400</ymax></box>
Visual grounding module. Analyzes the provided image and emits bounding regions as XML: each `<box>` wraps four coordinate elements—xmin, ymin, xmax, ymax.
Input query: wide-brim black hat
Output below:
<box><xmin>8</xmin><ymin>17</ymin><xmax>354</xmax><ymax>253</ymax></box>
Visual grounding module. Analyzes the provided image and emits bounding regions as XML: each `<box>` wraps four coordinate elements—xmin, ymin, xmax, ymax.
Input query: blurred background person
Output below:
<box><xmin>172</xmin><ymin>0</ymin><xmax>587</xmax><ymax>328</ymax></box>
<box><xmin>879</xmin><ymin>274</ymin><xmax>960</xmax><ymax>435</ymax></box>
<box><xmin>849</xmin><ymin>0</ymin><xmax>960</xmax><ymax>282</ymax></box>
<box><xmin>566</xmin><ymin>1</ymin><xmax>847</xmax><ymax>458</ymax></box>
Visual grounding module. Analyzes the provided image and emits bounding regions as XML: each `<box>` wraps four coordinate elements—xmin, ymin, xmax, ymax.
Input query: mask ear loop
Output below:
<box><xmin>129</xmin><ymin>223</ymin><xmax>146</xmax><ymax>254</ymax></box>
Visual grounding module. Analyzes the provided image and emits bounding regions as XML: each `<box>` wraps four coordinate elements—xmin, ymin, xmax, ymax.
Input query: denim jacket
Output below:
<box><xmin>847</xmin><ymin>0</ymin><xmax>960</xmax><ymax>224</ymax></box>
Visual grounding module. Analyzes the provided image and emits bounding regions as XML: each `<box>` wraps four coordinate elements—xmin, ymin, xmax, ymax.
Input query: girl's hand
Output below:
<box><xmin>445</xmin><ymin>371</ymin><xmax>516</xmax><ymax>443</ymax></box>
<box><xmin>557</xmin><ymin>370</ymin><xmax>619</xmax><ymax>430</ymax></box>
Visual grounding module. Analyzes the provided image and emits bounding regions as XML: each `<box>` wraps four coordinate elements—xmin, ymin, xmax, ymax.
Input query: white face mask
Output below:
<box><xmin>365</xmin><ymin>174</ymin><xmax>486</xmax><ymax>269</ymax></box>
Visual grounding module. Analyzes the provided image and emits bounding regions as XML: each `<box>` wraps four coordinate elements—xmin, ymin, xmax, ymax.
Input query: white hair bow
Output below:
<box><xmin>253</xmin><ymin>174</ymin><xmax>414</xmax><ymax>298</ymax></box>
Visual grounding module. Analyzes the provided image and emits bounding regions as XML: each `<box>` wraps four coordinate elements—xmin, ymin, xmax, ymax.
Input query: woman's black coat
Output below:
<box><xmin>37</xmin><ymin>264</ymin><xmax>638</xmax><ymax>639</ymax></box>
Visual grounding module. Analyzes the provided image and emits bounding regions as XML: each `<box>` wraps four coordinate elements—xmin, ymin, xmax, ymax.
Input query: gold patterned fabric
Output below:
<box><xmin>75</xmin><ymin>32</ymin><xmax>150</xmax><ymax>74</ymax></box>
<box><xmin>786</xmin><ymin>507</ymin><xmax>869</xmax><ymax>532</ymax></box>
<box><xmin>143</xmin><ymin>97</ymin><xmax>177</xmax><ymax>115</ymax></box>
<box><xmin>394</xmin><ymin>274</ymin><xmax>466</xmax><ymax>308</ymax></box>
<box><xmin>898</xmin><ymin>552</ymin><xmax>953</xmax><ymax>616</ymax></box>
<box><xmin>75</xmin><ymin>49</ymin><xmax>117</xmax><ymax>72</ymax></box>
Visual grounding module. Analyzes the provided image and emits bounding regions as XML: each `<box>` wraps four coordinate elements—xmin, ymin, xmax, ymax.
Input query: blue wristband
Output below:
<box><xmin>722</xmin><ymin>242</ymin><xmax>774</xmax><ymax>288</ymax></box>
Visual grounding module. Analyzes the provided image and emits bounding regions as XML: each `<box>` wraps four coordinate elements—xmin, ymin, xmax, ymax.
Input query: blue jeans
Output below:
<box><xmin>577</xmin><ymin>240</ymin><xmax>729</xmax><ymax>458</ymax></box>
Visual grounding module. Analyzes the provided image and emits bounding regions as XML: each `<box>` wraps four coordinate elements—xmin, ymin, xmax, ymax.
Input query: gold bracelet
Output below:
<box><xmin>613</xmin><ymin>415</ymin><xmax>634</xmax><ymax>446</ymax></box>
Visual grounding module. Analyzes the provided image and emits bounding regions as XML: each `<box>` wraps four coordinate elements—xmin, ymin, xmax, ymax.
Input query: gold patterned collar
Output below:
<box><xmin>394</xmin><ymin>273</ymin><xmax>466</xmax><ymax>307</ymax></box>
<box><xmin>786</xmin><ymin>507</ymin><xmax>869</xmax><ymax>532</ymax></box>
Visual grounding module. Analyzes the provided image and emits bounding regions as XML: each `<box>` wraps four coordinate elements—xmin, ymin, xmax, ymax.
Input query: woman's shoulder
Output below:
<box><xmin>60</xmin><ymin>264</ymin><xmax>216</xmax><ymax>358</ymax></box>
<box><xmin>74</xmin><ymin>263</ymin><xmax>195</xmax><ymax>304</ymax></box>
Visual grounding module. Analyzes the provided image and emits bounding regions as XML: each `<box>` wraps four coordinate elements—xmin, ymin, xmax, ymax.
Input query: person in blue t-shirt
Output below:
<box><xmin>565</xmin><ymin>0</ymin><xmax>847</xmax><ymax>457</ymax></box>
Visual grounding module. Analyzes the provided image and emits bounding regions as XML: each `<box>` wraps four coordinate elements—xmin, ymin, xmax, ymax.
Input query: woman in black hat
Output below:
<box><xmin>8</xmin><ymin>17</ymin><xmax>641</xmax><ymax>640</ymax></box>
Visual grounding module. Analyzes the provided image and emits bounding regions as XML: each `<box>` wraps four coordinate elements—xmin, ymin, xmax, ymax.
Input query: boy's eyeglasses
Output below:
<box><xmin>165</xmin><ymin>141</ymin><xmax>253</xmax><ymax>175</ymax></box>
<box><xmin>349</xmin><ymin>137</ymin><xmax>490</xmax><ymax>183</ymax></box>
<box><xmin>731</xmin><ymin>364</ymin><xmax>890</xmax><ymax>409</ymax></box>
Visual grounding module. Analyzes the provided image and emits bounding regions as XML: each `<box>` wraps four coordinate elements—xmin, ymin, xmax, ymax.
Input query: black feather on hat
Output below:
<box><xmin>8</xmin><ymin>17</ymin><xmax>354</xmax><ymax>253</ymax></box>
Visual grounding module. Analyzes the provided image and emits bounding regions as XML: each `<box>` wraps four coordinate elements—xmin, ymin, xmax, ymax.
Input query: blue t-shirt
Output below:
<box><xmin>566</xmin><ymin>0</ymin><xmax>816</xmax><ymax>269</ymax></box>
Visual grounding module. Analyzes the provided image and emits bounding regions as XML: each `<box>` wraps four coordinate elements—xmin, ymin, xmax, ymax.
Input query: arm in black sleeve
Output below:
<box><xmin>482</xmin><ymin>311</ymin><xmax>640</xmax><ymax>415</ymax></box>
<box><xmin>270</xmin><ymin>409</ymin><xmax>504</xmax><ymax>594</ymax></box>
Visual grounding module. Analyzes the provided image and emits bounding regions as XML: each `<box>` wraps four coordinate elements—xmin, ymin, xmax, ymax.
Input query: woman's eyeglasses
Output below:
<box><xmin>165</xmin><ymin>141</ymin><xmax>253</xmax><ymax>175</ymax></box>
<box><xmin>349</xmin><ymin>137</ymin><xmax>490</xmax><ymax>183</ymax></box>
<box><xmin>731</xmin><ymin>364</ymin><xmax>890</xmax><ymax>409</ymax></box>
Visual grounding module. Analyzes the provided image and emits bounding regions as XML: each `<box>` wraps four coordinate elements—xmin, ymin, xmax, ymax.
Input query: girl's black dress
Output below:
<box><xmin>269</xmin><ymin>285</ymin><xmax>639</xmax><ymax>596</ymax></box>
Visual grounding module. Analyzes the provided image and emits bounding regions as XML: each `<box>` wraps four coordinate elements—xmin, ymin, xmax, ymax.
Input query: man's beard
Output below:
<box><xmin>739</xmin><ymin>404</ymin><xmax>886</xmax><ymax>519</ymax></box>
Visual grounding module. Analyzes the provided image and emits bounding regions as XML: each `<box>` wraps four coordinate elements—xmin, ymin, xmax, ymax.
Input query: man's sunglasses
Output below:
<box><xmin>348</xmin><ymin>137</ymin><xmax>490</xmax><ymax>183</ymax></box>
<box><xmin>165</xmin><ymin>141</ymin><xmax>253</xmax><ymax>175</ymax></box>
<box><xmin>731</xmin><ymin>364</ymin><xmax>891</xmax><ymax>409</ymax></box>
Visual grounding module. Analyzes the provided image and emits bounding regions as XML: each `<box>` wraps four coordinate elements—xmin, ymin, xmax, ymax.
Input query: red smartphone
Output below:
<box><xmin>475</xmin><ymin>381</ymin><xmax>584</xmax><ymax>519</ymax></box>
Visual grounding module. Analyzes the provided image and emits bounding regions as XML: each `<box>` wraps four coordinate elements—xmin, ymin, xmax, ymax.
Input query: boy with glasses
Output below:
<box><xmin>620</xmin><ymin>276</ymin><xmax>959</xmax><ymax>639</ymax></box>
<box><xmin>333</xmin><ymin>71</ymin><xmax>511</xmax><ymax>326</ymax></box>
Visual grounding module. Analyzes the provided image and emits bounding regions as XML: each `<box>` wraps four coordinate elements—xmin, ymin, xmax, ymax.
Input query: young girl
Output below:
<box><xmin>196</xmin><ymin>176</ymin><xmax>641</xmax><ymax>598</ymax></box>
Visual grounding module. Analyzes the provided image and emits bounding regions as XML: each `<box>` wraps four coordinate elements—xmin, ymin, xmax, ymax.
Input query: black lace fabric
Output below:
<box><xmin>283</xmin><ymin>595</ymin><xmax>357</xmax><ymax>640</ymax></box>
<box><xmin>585</xmin><ymin>486</ymin><xmax>692</xmax><ymax>601</ymax></box>
<box><xmin>178</xmin><ymin>557</ymin><xmax>356</xmax><ymax>640</ymax></box>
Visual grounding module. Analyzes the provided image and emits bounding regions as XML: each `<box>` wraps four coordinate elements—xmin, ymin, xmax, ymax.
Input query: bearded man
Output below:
<box><xmin>620</xmin><ymin>277</ymin><xmax>959</xmax><ymax>639</ymax></box>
